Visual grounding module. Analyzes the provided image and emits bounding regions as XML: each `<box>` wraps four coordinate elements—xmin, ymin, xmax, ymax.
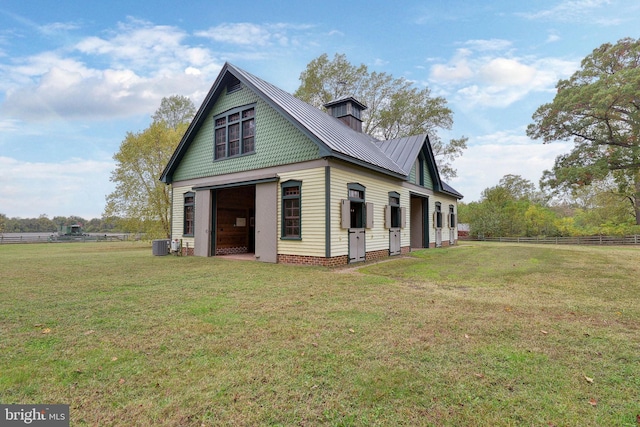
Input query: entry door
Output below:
<box><xmin>341</xmin><ymin>197</ymin><xmax>366</xmax><ymax>263</ymax></box>
<box><xmin>435</xmin><ymin>203</ymin><xmax>443</xmax><ymax>248</ymax></box>
<box><xmin>349</xmin><ymin>229</ymin><xmax>365</xmax><ymax>262</ymax></box>
<box><xmin>255</xmin><ymin>182</ymin><xmax>277</xmax><ymax>263</ymax></box>
<box><xmin>389</xmin><ymin>229</ymin><xmax>401</xmax><ymax>256</ymax></box>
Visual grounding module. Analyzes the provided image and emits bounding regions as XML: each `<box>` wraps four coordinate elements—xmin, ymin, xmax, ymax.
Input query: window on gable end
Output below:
<box><xmin>213</xmin><ymin>105</ymin><xmax>256</xmax><ymax>160</ymax></box>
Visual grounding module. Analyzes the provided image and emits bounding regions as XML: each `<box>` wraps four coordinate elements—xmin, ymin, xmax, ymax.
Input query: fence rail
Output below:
<box><xmin>0</xmin><ymin>233</ymin><xmax>135</xmax><ymax>244</ymax></box>
<box><xmin>467</xmin><ymin>235</ymin><xmax>640</xmax><ymax>246</ymax></box>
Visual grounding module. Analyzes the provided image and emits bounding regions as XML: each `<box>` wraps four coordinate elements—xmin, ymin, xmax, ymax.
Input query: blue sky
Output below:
<box><xmin>1</xmin><ymin>0</ymin><xmax>638</xmax><ymax>219</ymax></box>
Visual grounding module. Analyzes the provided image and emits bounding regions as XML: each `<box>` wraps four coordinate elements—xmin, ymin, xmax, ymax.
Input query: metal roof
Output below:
<box><xmin>161</xmin><ymin>62</ymin><xmax>463</xmax><ymax>199</ymax></box>
<box><xmin>375</xmin><ymin>134</ymin><xmax>428</xmax><ymax>175</ymax></box>
<box><xmin>229</xmin><ymin>63</ymin><xmax>407</xmax><ymax>177</ymax></box>
<box><xmin>441</xmin><ymin>181</ymin><xmax>464</xmax><ymax>199</ymax></box>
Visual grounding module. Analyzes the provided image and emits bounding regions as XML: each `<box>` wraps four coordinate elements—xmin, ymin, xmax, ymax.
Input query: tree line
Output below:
<box><xmin>0</xmin><ymin>214</ymin><xmax>123</xmax><ymax>234</ymax></box>
<box><xmin>458</xmin><ymin>174</ymin><xmax>640</xmax><ymax>239</ymax></box>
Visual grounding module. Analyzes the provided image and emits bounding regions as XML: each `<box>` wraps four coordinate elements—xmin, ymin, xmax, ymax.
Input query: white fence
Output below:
<box><xmin>471</xmin><ymin>235</ymin><xmax>640</xmax><ymax>246</ymax></box>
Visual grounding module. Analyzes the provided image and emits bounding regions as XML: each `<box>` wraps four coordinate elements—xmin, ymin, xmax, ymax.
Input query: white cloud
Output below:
<box><xmin>1</xmin><ymin>65</ymin><xmax>210</xmax><ymax>120</ymax></box>
<box><xmin>0</xmin><ymin>18</ymin><xmax>222</xmax><ymax>121</ymax></box>
<box><xmin>39</xmin><ymin>21</ymin><xmax>81</xmax><ymax>35</ymax></box>
<box><xmin>196</xmin><ymin>22</ymin><xmax>272</xmax><ymax>46</ymax></box>
<box><xmin>479</xmin><ymin>58</ymin><xmax>536</xmax><ymax>86</ymax></box>
<box><xmin>430</xmin><ymin>49</ymin><xmax>474</xmax><ymax>83</ymax></box>
<box><xmin>450</xmin><ymin>132</ymin><xmax>573</xmax><ymax>201</ymax></box>
<box><xmin>195</xmin><ymin>22</ymin><xmax>313</xmax><ymax>48</ymax></box>
<box><xmin>464</xmin><ymin>39</ymin><xmax>513</xmax><ymax>52</ymax></box>
<box><xmin>546</xmin><ymin>32</ymin><xmax>561</xmax><ymax>43</ymax></box>
<box><xmin>372</xmin><ymin>58</ymin><xmax>389</xmax><ymax>67</ymax></box>
<box><xmin>428</xmin><ymin>40</ymin><xmax>578</xmax><ymax>109</ymax></box>
<box><xmin>0</xmin><ymin>156</ymin><xmax>115</xmax><ymax>218</ymax></box>
<box><xmin>0</xmin><ymin>118</ymin><xmax>20</xmax><ymax>132</ymax></box>
<box><xmin>0</xmin><ymin>17</ymin><xmax>325</xmax><ymax>122</ymax></box>
<box><xmin>518</xmin><ymin>0</ymin><xmax>612</xmax><ymax>22</ymax></box>
<box><xmin>75</xmin><ymin>18</ymin><xmax>191</xmax><ymax>72</ymax></box>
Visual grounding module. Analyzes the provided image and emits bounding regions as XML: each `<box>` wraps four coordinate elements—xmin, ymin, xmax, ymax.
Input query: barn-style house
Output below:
<box><xmin>160</xmin><ymin>63</ymin><xmax>462</xmax><ymax>265</ymax></box>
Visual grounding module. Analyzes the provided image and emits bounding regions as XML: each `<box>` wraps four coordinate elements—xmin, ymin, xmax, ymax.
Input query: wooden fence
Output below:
<box><xmin>466</xmin><ymin>235</ymin><xmax>640</xmax><ymax>246</ymax></box>
<box><xmin>0</xmin><ymin>233</ymin><xmax>135</xmax><ymax>244</ymax></box>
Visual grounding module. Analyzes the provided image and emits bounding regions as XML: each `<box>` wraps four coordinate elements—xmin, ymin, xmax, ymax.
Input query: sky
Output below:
<box><xmin>0</xmin><ymin>0</ymin><xmax>638</xmax><ymax>219</ymax></box>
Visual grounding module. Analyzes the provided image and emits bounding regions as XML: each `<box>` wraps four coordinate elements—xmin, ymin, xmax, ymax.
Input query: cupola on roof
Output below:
<box><xmin>323</xmin><ymin>97</ymin><xmax>367</xmax><ymax>133</ymax></box>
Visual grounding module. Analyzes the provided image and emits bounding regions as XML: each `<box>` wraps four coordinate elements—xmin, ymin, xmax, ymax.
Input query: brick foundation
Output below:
<box><xmin>365</xmin><ymin>249</ymin><xmax>390</xmax><ymax>262</ymax></box>
<box><xmin>277</xmin><ymin>253</ymin><xmax>348</xmax><ymax>267</ymax></box>
<box><xmin>179</xmin><ymin>247</ymin><xmax>195</xmax><ymax>256</ymax></box>
<box><xmin>429</xmin><ymin>240</ymin><xmax>457</xmax><ymax>248</ymax></box>
<box><xmin>278</xmin><ymin>246</ymin><xmax>412</xmax><ymax>267</ymax></box>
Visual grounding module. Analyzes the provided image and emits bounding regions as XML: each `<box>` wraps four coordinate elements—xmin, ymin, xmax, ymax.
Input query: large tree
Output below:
<box><xmin>527</xmin><ymin>38</ymin><xmax>640</xmax><ymax>225</ymax></box>
<box><xmin>295</xmin><ymin>53</ymin><xmax>467</xmax><ymax>180</ymax></box>
<box><xmin>152</xmin><ymin>95</ymin><xmax>196</xmax><ymax>130</ymax></box>
<box><xmin>104</xmin><ymin>96</ymin><xmax>195</xmax><ymax>238</ymax></box>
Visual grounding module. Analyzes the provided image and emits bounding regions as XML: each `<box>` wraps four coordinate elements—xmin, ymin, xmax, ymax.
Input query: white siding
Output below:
<box><xmin>171</xmin><ymin>185</ymin><xmax>195</xmax><ymax>249</ymax></box>
<box><xmin>277</xmin><ymin>167</ymin><xmax>326</xmax><ymax>257</ymax></box>
<box><xmin>329</xmin><ymin>166</ymin><xmax>409</xmax><ymax>257</ymax></box>
<box><xmin>428</xmin><ymin>194</ymin><xmax>458</xmax><ymax>244</ymax></box>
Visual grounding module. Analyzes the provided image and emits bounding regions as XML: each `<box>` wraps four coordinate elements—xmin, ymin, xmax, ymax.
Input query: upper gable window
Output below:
<box><xmin>214</xmin><ymin>105</ymin><xmax>256</xmax><ymax>160</ymax></box>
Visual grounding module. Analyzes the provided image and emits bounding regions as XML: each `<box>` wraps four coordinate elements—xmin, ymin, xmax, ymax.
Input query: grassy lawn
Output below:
<box><xmin>1</xmin><ymin>241</ymin><xmax>638</xmax><ymax>426</ymax></box>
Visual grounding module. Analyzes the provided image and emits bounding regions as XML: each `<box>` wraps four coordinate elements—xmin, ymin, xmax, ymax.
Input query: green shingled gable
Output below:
<box><xmin>424</xmin><ymin>160</ymin><xmax>434</xmax><ymax>189</ymax></box>
<box><xmin>173</xmin><ymin>85</ymin><xmax>320</xmax><ymax>181</ymax></box>
<box><xmin>409</xmin><ymin>155</ymin><xmax>434</xmax><ymax>190</ymax></box>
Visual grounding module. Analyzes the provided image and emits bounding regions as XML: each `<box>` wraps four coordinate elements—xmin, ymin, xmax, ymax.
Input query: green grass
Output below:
<box><xmin>1</xmin><ymin>241</ymin><xmax>639</xmax><ymax>426</ymax></box>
